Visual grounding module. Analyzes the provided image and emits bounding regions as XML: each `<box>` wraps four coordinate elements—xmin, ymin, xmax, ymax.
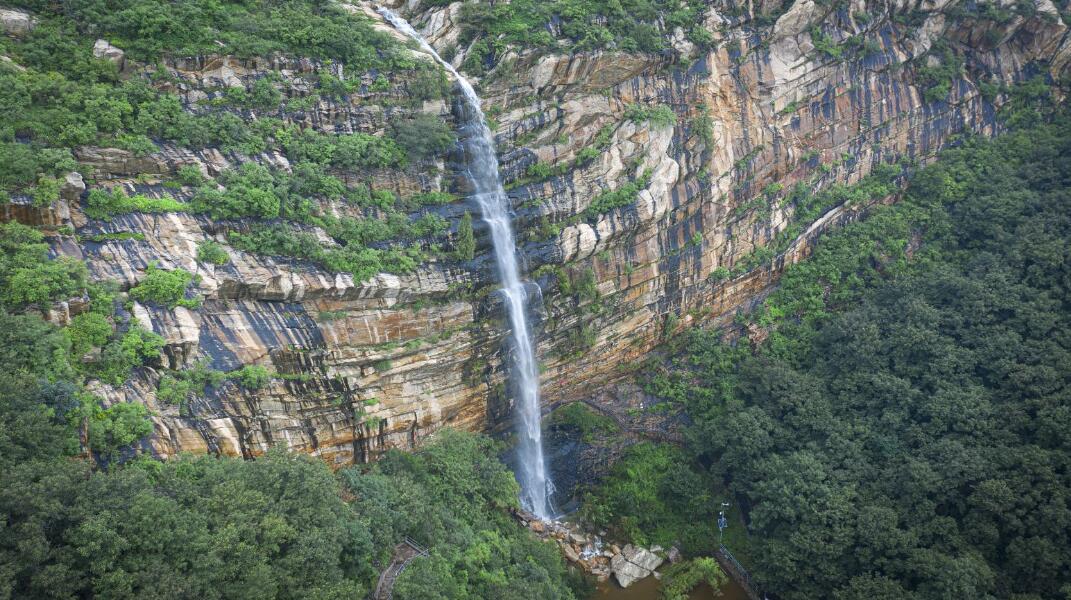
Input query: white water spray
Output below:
<box><xmin>378</xmin><ymin>7</ymin><xmax>554</xmax><ymax>520</ymax></box>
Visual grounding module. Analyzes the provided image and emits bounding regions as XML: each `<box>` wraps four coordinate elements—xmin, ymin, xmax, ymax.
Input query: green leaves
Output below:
<box><xmin>128</xmin><ymin>263</ymin><xmax>200</xmax><ymax>308</ymax></box>
<box><xmin>390</xmin><ymin>113</ymin><xmax>455</xmax><ymax>163</ymax></box>
<box><xmin>0</xmin><ymin>221</ymin><xmax>87</xmax><ymax>308</ymax></box>
<box><xmin>623</xmin><ymin>103</ymin><xmax>677</xmax><ymax>128</ymax></box>
<box><xmin>84</xmin><ymin>187</ymin><xmax>186</xmax><ymax>219</ymax></box>
<box><xmin>88</xmin><ymin>401</ymin><xmax>153</xmax><ymax>457</ymax></box>
<box><xmin>649</xmin><ymin>117</ymin><xmax>1071</xmax><ymax>599</ymax></box>
<box><xmin>196</xmin><ymin>240</ymin><xmax>230</xmax><ymax>266</ymax></box>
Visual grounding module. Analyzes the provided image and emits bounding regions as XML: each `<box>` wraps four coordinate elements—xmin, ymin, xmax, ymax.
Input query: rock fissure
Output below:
<box><xmin>3</xmin><ymin>0</ymin><xmax>1067</xmax><ymax>466</ymax></box>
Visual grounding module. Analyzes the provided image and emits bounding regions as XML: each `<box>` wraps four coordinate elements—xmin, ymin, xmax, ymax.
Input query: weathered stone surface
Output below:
<box><xmin>7</xmin><ymin>0</ymin><xmax>1064</xmax><ymax>465</ymax></box>
<box><xmin>92</xmin><ymin>39</ymin><xmax>125</xmax><ymax>67</ymax></box>
<box><xmin>0</xmin><ymin>8</ymin><xmax>34</xmax><ymax>36</ymax></box>
<box><xmin>611</xmin><ymin>544</ymin><xmax>664</xmax><ymax>587</ymax></box>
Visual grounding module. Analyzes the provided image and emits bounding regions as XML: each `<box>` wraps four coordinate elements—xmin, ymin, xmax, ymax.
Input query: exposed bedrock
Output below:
<box><xmin>9</xmin><ymin>0</ymin><xmax>1069</xmax><ymax>463</ymax></box>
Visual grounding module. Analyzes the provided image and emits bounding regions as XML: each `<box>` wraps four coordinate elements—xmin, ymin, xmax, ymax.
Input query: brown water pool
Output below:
<box><xmin>594</xmin><ymin>573</ymin><xmax>749</xmax><ymax>600</ymax></box>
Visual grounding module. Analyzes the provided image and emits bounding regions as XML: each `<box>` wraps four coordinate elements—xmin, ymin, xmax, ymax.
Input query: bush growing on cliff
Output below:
<box><xmin>65</xmin><ymin>312</ymin><xmax>113</xmax><ymax>358</ymax></box>
<box><xmin>196</xmin><ymin>240</ymin><xmax>230</xmax><ymax>265</ymax></box>
<box><xmin>549</xmin><ymin>402</ymin><xmax>619</xmax><ymax>442</ymax></box>
<box><xmin>192</xmin><ymin>162</ymin><xmax>282</xmax><ymax>220</ymax></box>
<box><xmin>129</xmin><ymin>263</ymin><xmax>200</xmax><ymax>308</ymax></box>
<box><xmin>84</xmin><ymin>187</ymin><xmax>187</xmax><ymax>219</ymax></box>
<box><xmin>584</xmin><ymin>168</ymin><xmax>653</xmax><ymax>219</ymax></box>
<box><xmin>231</xmin><ymin>364</ymin><xmax>272</xmax><ymax>390</ymax></box>
<box><xmin>0</xmin><ymin>222</ymin><xmax>87</xmax><ymax>308</ymax></box>
<box><xmin>94</xmin><ymin>326</ymin><xmax>165</xmax><ymax>385</ymax></box>
<box><xmin>87</xmin><ymin>401</ymin><xmax>154</xmax><ymax>458</ymax></box>
<box><xmin>457</xmin><ymin>0</ymin><xmax>711</xmax><ymax>62</ymax></box>
<box><xmin>391</xmin><ymin>113</ymin><xmax>455</xmax><ymax>162</ymax></box>
<box><xmin>624</xmin><ymin>103</ymin><xmax>678</xmax><ymax>128</ymax></box>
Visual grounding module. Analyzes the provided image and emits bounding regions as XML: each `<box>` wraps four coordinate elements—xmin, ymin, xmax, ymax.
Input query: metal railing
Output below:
<box><xmin>378</xmin><ymin>539</ymin><xmax>431</xmax><ymax>600</ymax></box>
<box><xmin>717</xmin><ymin>545</ymin><xmax>764</xmax><ymax>600</ymax></box>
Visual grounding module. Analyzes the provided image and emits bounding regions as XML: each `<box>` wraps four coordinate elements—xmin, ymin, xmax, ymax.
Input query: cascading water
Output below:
<box><xmin>378</xmin><ymin>7</ymin><xmax>554</xmax><ymax>520</ymax></box>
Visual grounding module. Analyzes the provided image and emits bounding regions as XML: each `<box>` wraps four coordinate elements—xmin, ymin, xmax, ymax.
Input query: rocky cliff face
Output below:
<box><xmin>8</xmin><ymin>0</ymin><xmax>1070</xmax><ymax>464</ymax></box>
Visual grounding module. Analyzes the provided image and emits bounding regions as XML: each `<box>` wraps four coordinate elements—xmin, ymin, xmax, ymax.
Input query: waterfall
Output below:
<box><xmin>378</xmin><ymin>7</ymin><xmax>554</xmax><ymax>520</ymax></box>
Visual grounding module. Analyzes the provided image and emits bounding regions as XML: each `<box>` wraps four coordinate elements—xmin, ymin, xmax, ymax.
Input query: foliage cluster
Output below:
<box><xmin>580</xmin><ymin>443</ymin><xmax>719</xmax><ymax>554</ymax></box>
<box><xmin>0</xmin><ymin>222</ymin><xmax>87</xmax><ymax>307</ymax></box>
<box><xmin>128</xmin><ymin>263</ymin><xmax>200</xmax><ymax>308</ymax></box>
<box><xmin>457</xmin><ymin>0</ymin><xmax>714</xmax><ymax>74</ymax></box>
<box><xmin>623</xmin><ymin>104</ymin><xmax>677</xmax><ymax>128</ymax></box>
<box><xmin>549</xmin><ymin>402</ymin><xmax>619</xmax><ymax>443</ymax></box>
<box><xmin>645</xmin><ymin>117</ymin><xmax>1071</xmax><ymax>599</ymax></box>
<box><xmin>584</xmin><ymin>168</ymin><xmax>653</xmax><ymax>220</ymax></box>
<box><xmin>660</xmin><ymin>558</ymin><xmax>728</xmax><ymax>600</ymax></box>
<box><xmin>7</xmin><ymin>0</ymin><xmax>415</xmax><ymax>68</ymax></box>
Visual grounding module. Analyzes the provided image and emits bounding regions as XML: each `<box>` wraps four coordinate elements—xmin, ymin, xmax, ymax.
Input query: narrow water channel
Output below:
<box><xmin>595</xmin><ymin>573</ymin><xmax>750</xmax><ymax>600</ymax></box>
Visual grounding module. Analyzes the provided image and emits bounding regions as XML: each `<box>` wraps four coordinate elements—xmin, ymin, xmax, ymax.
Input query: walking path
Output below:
<box><xmin>374</xmin><ymin>538</ymin><xmax>429</xmax><ymax>600</ymax></box>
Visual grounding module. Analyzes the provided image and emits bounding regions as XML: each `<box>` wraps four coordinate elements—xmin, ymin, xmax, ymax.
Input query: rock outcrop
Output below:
<box><xmin>0</xmin><ymin>7</ymin><xmax>34</xmax><ymax>36</ymax></box>
<box><xmin>611</xmin><ymin>545</ymin><xmax>665</xmax><ymax>587</ymax></box>
<box><xmin>5</xmin><ymin>0</ymin><xmax>1069</xmax><ymax>463</ymax></box>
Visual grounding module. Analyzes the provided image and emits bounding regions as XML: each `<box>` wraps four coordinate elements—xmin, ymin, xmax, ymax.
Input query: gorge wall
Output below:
<box><xmin>6</xmin><ymin>0</ymin><xmax>1071</xmax><ymax>464</ymax></box>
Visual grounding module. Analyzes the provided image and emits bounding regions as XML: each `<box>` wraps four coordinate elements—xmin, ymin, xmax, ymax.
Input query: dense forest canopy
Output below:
<box><xmin>642</xmin><ymin>115</ymin><xmax>1071</xmax><ymax>599</ymax></box>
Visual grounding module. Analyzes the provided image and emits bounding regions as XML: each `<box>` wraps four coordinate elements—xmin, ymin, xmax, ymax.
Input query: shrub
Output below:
<box><xmin>191</xmin><ymin>163</ymin><xmax>281</xmax><ymax>220</ymax></box>
<box><xmin>0</xmin><ymin>222</ymin><xmax>87</xmax><ymax>308</ymax></box>
<box><xmin>624</xmin><ymin>103</ymin><xmax>677</xmax><ymax>128</ymax></box>
<box><xmin>231</xmin><ymin>364</ymin><xmax>272</xmax><ymax>389</ymax></box>
<box><xmin>391</xmin><ymin>114</ymin><xmax>455</xmax><ymax>162</ymax></box>
<box><xmin>708</xmin><ymin>266</ymin><xmax>731</xmax><ymax>282</ymax></box>
<box><xmin>95</xmin><ymin>326</ymin><xmax>165</xmax><ymax>385</ymax></box>
<box><xmin>87</xmin><ymin>401</ymin><xmax>154</xmax><ymax>457</ymax></box>
<box><xmin>175</xmin><ymin>164</ymin><xmax>205</xmax><ymax>186</ymax></box>
<box><xmin>660</xmin><ymin>559</ymin><xmax>728</xmax><ymax>600</ymax></box>
<box><xmin>157</xmin><ymin>362</ymin><xmax>225</xmax><ymax>406</ymax></box>
<box><xmin>584</xmin><ymin>168</ymin><xmax>653</xmax><ymax>219</ymax></box>
<box><xmin>128</xmin><ymin>263</ymin><xmax>199</xmax><ymax>308</ymax></box>
<box><xmin>30</xmin><ymin>175</ymin><xmax>62</xmax><ymax>207</ymax></box>
<box><xmin>810</xmin><ymin>27</ymin><xmax>843</xmax><ymax>60</ymax></box>
<box><xmin>65</xmin><ymin>312</ymin><xmax>112</xmax><ymax>358</ymax></box>
<box><xmin>406</xmin><ymin>191</ymin><xmax>456</xmax><ymax>208</ymax></box>
<box><xmin>550</xmin><ymin>403</ymin><xmax>619</xmax><ymax>442</ymax></box>
<box><xmin>84</xmin><ymin>188</ymin><xmax>186</xmax><ymax>219</ymax></box>
<box><xmin>527</xmin><ymin>161</ymin><xmax>553</xmax><ymax>180</ymax></box>
<box><xmin>196</xmin><ymin>240</ymin><xmax>230</xmax><ymax>266</ymax></box>
<box><xmin>115</xmin><ymin>134</ymin><xmax>158</xmax><ymax>156</ymax></box>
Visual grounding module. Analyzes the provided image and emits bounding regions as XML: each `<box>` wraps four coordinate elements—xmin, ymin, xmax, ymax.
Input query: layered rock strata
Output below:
<box><xmin>5</xmin><ymin>0</ymin><xmax>1070</xmax><ymax>462</ymax></box>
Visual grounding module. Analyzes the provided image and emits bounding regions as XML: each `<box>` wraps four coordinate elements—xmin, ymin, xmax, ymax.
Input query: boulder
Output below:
<box><xmin>60</xmin><ymin>172</ymin><xmax>86</xmax><ymax>202</ymax></box>
<box><xmin>610</xmin><ymin>544</ymin><xmax>664</xmax><ymax>588</ymax></box>
<box><xmin>667</xmin><ymin>546</ymin><xmax>682</xmax><ymax>564</ymax></box>
<box><xmin>0</xmin><ymin>8</ymin><xmax>34</xmax><ymax>36</ymax></box>
<box><xmin>92</xmin><ymin>39</ymin><xmax>125</xmax><ymax>68</ymax></box>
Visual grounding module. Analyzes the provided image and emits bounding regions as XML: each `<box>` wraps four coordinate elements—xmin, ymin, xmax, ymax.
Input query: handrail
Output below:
<box><xmin>716</xmin><ymin>546</ymin><xmax>764</xmax><ymax>600</ymax></box>
<box><xmin>375</xmin><ymin>539</ymin><xmax>431</xmax><ymax>600</ymax></box>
